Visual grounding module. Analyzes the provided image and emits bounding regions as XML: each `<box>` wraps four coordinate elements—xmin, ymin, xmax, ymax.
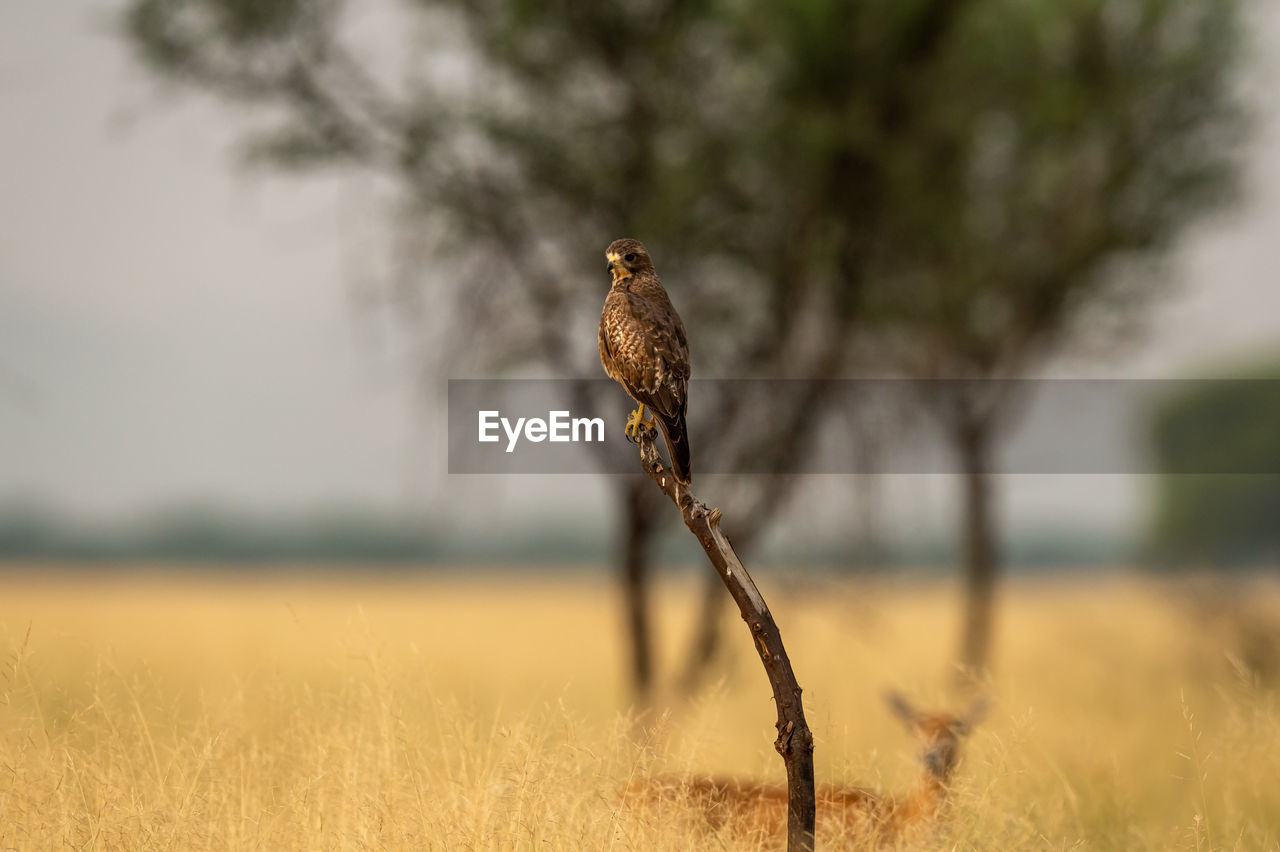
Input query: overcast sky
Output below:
<box><xmin>3</xmin><ymin>1</ymin><xmax>1280</xmax><ymax>542</ymax></box>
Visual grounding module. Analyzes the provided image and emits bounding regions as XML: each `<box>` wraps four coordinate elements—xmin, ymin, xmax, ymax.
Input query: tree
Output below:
<box><xmin>860</xmin><ymin>0</ymin><xmax>1247</xmax><ymax>674</ymax></box>
<box><xmin>120</xmin><ymin>0</ymin><xmax>862</xmax><ymax>703</ymax></box>
<box><xmin>1149</xmin><ymin>362</ymin><xmax>1280</xmax><ymax>566</ymax></box>
<box><xmin>672</xmin><ymin>0</ymin><xmax>999</xmax><ymax>689</ymax></box>
<box><xmin>120</xmin><ymin>0</ymin><xmax>1245</xmax><ymax>692</ymax></box>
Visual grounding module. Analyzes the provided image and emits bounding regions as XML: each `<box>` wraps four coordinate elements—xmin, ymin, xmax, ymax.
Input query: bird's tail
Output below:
<box><xmin>655</xmin><ymin>411</ymin><xmax>692</xmax><ymax>485</ymax></box>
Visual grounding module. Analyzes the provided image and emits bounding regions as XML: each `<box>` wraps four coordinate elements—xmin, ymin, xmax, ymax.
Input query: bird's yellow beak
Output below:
<box><xmin>606</xmin><ymin>251</ymin><xmax>624</xmax><ymax>280</ymax></box>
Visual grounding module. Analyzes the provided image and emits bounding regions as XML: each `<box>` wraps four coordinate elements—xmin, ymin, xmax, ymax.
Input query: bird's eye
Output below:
<box><xmin>624</xmin><ymin>253</ymin><xmax>636</xmax><ymax>262</ymax></box>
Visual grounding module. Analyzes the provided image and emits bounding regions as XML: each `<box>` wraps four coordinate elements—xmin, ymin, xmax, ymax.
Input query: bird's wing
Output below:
<box><xmin>625</xmin><ymin>291</ymin><xmax>689</xmax><ymax>420</ymax></box>
<box><xmin>598</xmin><ymin>308</ymin><xmax>617</xmax><ymax>376</ymax></box>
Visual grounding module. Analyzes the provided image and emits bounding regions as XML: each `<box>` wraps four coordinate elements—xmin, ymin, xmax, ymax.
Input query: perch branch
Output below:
<box><xmin>633</xmin><ymin>423</ymin><xmax>816</xmax><ymax>850</ymax></box>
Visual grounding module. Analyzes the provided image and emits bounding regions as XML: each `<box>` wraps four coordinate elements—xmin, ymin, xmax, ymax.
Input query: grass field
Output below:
<box><xmin>1</xmin><ymin>567</ymin><xmax>1278</xmax><ymax>850</ymax></box>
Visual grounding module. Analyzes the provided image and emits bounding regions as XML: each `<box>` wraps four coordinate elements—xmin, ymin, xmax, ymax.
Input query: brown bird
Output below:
<box><xmin>598</xmin><ymin>238</ymin><xmax>692</xmax><ymax>484</ymax></box>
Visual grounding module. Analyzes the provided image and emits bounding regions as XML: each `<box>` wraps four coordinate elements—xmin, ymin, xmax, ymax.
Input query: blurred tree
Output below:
<box><xmin>693</xmin><ymin>0</ymin><xmax>1245</xmax><ymax>679</ymax></box>
<box><xmin>856</xmin><ymin>0</ymin><xmax>1247</xmax><ymax>675</ymax></box>
<box><xmin>1149</xmin><ymin>366</ymin><xmax>1280</xmax><ymax>566</ymax></box>
<box><xmin>674</xmin><ymin>0</ymin><xmax>989</xmax><ymax>689</ymax></box>
<box><xmin>120</xmin><ymin>0</ymin><xmax>1248</xmax><ymax>693</ymax></box>
<box><xmin>119</xmin><ymin>0</ymin><xmax>863</xmax><ymax>703</ymax></box>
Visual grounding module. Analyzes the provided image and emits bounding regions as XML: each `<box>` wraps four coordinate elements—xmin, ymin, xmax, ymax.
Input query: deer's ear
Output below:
<box><xmin>885</xmin><ymin>691</ymin><xmax>919</xmax><ymax>726</ymax></box>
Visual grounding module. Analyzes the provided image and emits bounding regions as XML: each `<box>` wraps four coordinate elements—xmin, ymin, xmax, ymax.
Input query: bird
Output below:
<box><xmin>598</xmin><ymin>238</ymin><xmax>692</xmax><ymax>485</ymax></box>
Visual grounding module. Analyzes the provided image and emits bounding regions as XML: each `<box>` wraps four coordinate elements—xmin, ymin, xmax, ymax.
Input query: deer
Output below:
<box><xmin>625</xmin><ymin>692</ymin><xmax>987</xmax><ymax>848</ymax></box>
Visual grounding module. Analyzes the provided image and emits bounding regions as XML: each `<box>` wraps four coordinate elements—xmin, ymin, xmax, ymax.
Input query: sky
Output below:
<box><xmin>2</xmin><ymin>1</ymin><xmax>1280</xmax><ymax>544</ymax></box>
<box><xmin>0</xmin><ymin>2</ymin><xmax>424</xmax><ymax>521</ymax></box>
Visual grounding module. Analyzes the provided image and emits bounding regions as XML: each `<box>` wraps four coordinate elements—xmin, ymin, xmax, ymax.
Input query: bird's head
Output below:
<box><xmin>605</xmin><ymin>238</ymin><xmax>653</xmax><ymax>283</ymax></box>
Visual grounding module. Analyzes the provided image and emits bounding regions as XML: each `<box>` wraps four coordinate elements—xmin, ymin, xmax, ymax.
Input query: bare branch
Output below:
<box><xmin>633</xmin><ymin>423</ymin><xmax>816</xmax><ymax>851</ymax></box>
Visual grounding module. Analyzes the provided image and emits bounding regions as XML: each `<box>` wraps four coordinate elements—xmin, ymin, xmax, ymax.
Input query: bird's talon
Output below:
<box><xmin>623</xmin><ymin>404</ymin><xmax>648</xmax><ymax>443</ymax></box>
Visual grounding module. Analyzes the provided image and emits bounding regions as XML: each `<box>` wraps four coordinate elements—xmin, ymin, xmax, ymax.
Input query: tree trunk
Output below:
<box><xmin>634</xmin><ymin>426</ymin><xmax>816</xmax><ymax>850</ymax></box>
<box><xmin>956</xmin><ymin>420</ymin><xmax>997</xmax><ymax>679</ymax></box>
<box><xmin>620</xmin><ymin>477</ymin><xmax>657</xmax><ymax>703</ymax></box>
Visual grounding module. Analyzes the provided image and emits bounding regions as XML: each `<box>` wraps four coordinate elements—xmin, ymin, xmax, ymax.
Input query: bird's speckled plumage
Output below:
<box><xmin>598</xmin><ymin>238</ymin><xmax>692</xmax><ymax>484</ymax></box>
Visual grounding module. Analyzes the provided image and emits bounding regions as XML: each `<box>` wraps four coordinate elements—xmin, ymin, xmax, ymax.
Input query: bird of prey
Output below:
<box><xmin>598</xmin><ymin>238</ymin><xmax>692</xmax><ymax>485</ymax></box>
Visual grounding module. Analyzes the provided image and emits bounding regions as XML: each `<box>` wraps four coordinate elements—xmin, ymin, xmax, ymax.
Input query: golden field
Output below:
<box><xmin>1</xmin><ymin>567</ymin><xmax>1278</xmax><ymax>850</ymax></box>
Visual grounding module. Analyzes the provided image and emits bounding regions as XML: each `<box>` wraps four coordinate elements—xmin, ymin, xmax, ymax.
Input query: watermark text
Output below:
<box><xmin>477</xmin><ymin>409</ymin><xmax>605</xmax><ymax>453</ymax></box>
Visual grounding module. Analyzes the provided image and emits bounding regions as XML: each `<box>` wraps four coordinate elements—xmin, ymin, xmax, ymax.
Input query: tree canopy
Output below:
<box><xmin>121</xmin><ymin>0</ymin><xmax>1250</xmax><ymax>677</ymax></box>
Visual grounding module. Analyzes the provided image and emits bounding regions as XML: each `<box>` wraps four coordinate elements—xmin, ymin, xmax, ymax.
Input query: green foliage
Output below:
<box><xmin>124</xmin><ymin>0</ymin><xmax>368</xmax><ymax>166</ymax></box>
<box><xmin>117</xmin><ymin>0</ymin><xmax>1250</xmax><ymax>578</ymax></box>
<box><xmin>118</xmin><ymin>0</ymin><xmax>1248</xmax><ymax>378</ymax></box>
<box><xmin>1149</xmin><ymin>364</ymin><xmax>1280</xmax><ymax>566</ymax></box>
<box><xmin>862</xmin><ymin>0</ymin><xmax>1245</xmax><ymax>382</ymax></box>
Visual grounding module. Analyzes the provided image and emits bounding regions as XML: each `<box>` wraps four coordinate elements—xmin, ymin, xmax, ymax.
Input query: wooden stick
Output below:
<box><xmin>633</xmin><ymin>423</ymin><xmax>817</xmax><ymax>850</ymax></box>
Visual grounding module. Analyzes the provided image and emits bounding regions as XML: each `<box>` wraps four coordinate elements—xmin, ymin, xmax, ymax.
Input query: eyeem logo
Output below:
<box><xmin>478</xmin><ymin>410</ymin><xmax>606</xmax><ymax>453</ymax></box>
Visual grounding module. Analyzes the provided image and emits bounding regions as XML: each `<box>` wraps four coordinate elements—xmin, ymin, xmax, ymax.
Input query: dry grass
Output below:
<box><xmin>1</xmin><ymin>567</ymin><xmax>1278</xmax><ymax>850</ymax></box>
